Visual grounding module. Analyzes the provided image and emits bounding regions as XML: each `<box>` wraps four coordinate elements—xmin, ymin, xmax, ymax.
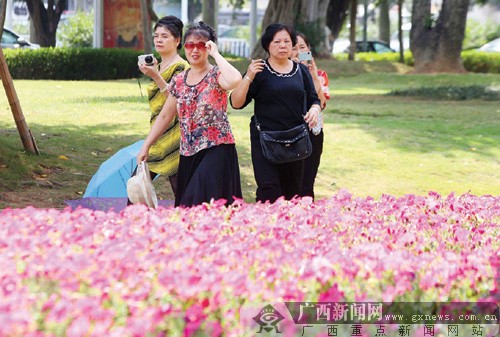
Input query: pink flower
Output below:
<box><xmin>0</xmin><ymin>191</ymin><xmax>498</xmax><ymax>336</ymax></box>
<box><xmin>318</xmin><ymin>284</ymin><xmax>344</xmax><ymax>302</ymax></box>
<box><xmin>183</xmin><ymin>303</ymin><xmax>207</xmax><ymax>337</ymax></box>
<box><xmin>67</xmin><ymin>317</ymin><xmax>90</xmax><ymax>337</ymax></box>
<box><xmin>205</xmin><ymin>321</ymin><xmax>223</xmax><ymax>337</ymax></box>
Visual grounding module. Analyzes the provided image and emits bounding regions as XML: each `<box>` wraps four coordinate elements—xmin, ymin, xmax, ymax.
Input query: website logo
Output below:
<box><xmin>253</xmin><ymin>304</ymin><xmax>285</xmax><ymax>333</ymax></box>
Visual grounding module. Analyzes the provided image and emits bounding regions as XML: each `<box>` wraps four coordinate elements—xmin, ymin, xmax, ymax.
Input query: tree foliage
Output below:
<box><xmin>57</xmin><ymin>10</ymin><xmax>93</xmax><ymax>48</ymax></box>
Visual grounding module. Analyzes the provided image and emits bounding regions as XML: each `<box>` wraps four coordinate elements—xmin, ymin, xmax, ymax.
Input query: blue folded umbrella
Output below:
<box><xmin>83</xmin><ymin>140</ymin><xmax>145</xmax><ymax>198</ymax></box>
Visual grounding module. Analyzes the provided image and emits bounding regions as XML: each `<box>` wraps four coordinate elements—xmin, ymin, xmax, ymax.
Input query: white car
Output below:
<box><xmin>478</xmin><ymin>38</ymin><xmax>500</xmax><ymax>52</ymax></box>
<box><xmin>332</xmin><ymin>38</ymin><xmax>350</xmax><ymax>55</ymax></box>
<box><xmin>332</xmin><ymin>39</ymin><xmax>396</xmax><ymax>54</ymax></box>
<box><xmin>1</xmin><ymin>28</ymin><xmax>39</xmax><ymax>49</ymax></box>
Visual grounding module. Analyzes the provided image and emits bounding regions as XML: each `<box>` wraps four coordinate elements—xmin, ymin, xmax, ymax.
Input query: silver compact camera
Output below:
<box><xmin>138</xmin><ymin>54</ymin><xmax>155</xmax><ymax>66</ymax></box>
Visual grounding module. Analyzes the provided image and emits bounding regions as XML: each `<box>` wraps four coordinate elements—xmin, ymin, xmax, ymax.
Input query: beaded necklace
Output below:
<box><xmin>264</xmin><ymin>60</ymin><xmax>298</xmax><ymax>78</ymax></box>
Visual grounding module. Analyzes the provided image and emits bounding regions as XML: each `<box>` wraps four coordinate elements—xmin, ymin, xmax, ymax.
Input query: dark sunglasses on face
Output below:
<box><xmin>184</xmin><ymin>41</ymin><xmax>207</xmax><ymax>50</ymax></box>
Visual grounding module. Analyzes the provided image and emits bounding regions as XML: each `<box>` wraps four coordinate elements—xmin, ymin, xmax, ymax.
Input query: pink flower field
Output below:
<box><xmin>0</xmin><ymin>190</ymin><xmax>498</xmax><ymax>337</ymax></box>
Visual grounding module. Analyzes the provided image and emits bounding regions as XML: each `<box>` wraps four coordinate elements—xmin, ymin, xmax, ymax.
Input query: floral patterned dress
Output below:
<box><xmin>167</xmin><ymin>66</ymin><xmax>242</xmax><ymax>207</ymax></box>
<box><xmin>169</xmin><ymin>66</ymin><xmax>235</xmax><ymax>156</ymax></box>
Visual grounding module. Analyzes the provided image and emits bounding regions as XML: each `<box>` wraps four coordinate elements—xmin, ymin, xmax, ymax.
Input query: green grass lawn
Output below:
<box><xmin>0</xmin><ymin>61</ymin><xmax>499</xmax><ymax>209</ymax></box>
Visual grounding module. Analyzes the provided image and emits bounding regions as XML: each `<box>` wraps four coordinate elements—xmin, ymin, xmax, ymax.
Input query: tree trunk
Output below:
<box><xmin>348</xmin><ymin>0</ymin><xmax>357</xmax><ymax>61</ymax></box>
<box><xmin>0</xmin><ymin>0</ymin><xmax>7</xmax><ymax>37</ymax></box>
<box><xmin>326</xmin><ymin>0</ymin><xmax>350</xmax><ymax>40</ymax></box>
<box><xmin>398</xmin><ymin>0</ymin><xmax>405</xmax><ymax>63</ymax></box>
<box><xmin>251</xmin><ymin>0</ymin><xmax>330</xmax><ymax>58</ymax></box>
<box><xmin>0</xmin><ymin>47</ymin><xmax>39</xmax><ymax>154</ymax></box>
<box><xmin>362</xmin><ymin>0</ymin><xmax>368</xmax><ymax>50</ymax></box>
<box><xmin>140</xmin><ymin>0</ymin><xmax>153</xmax><ymax>54</ymax></box>
<box><xmin>410</xmin><ymin>0</ymin><xmax>469</xmax><ymax>73</ymax></box>
<box><xmin>378</xmin><ymin>0</ymin><xmax>390</xmax><ymax>43</ymax></box>
<box><xmin>147</xmin><ymin>0</ymin><xmax>159</xmax><ymax>23</ymax></box>
<box><xmin>189</xmin><ymin>0</ymin><xmax>203</xmax><ymax>23</ymax></box>
<box><xmin>26</xmin><ymin>0</ymin><xmax>67</xmax><ymax>47</ymax></box>
<box><xmin>202</xmin><ymin>0</ymin><xmax>216</xmax><ymax>29</ymax></box>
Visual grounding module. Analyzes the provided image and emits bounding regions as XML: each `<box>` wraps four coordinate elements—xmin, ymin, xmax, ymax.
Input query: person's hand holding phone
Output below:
<box><xmin>298</xmin><ymin>51</ymin><xmax>314</xmax><ymax>71</ymax></box>
<box><xmin>298</xmin><ymin>51</ymin><xmax>312</xmax><ymax>62</ymax></box>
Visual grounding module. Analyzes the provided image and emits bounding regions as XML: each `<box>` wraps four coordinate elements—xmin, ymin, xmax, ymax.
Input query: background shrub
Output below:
<box><xmin>4</xmin><ymin>48</ymin><xmax>142</xmax><ymax>80</ymax></box>
<box><xmin>57</xmin><ymin>10</ymin><xmax>94</xmax><ymax>48</ymax></box>
<box><xmin>335</xmin><ymin>51</ymin><xmax>415</xmax><ymax>66</ymax></box>
<box><xmin>335</xmin><ymin>51</ymin><xmax>498</xmax><ymax>73</ymax></box>
<box><xmin>461</xmin><ymin>50</ymin><xmax>500</xmax><ymax>73</ymax></box>
<box><xmin>388</xmin><ymin>85</ymin><xmax>500</xmax><ymax>100</ymax></box>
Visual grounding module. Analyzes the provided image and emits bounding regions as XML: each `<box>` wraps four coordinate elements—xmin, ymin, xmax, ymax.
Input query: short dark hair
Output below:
<box><xmin>154</xmin><ymin>16</ymin><xmax>184</xmax><ymax>50</ymax></box>
<box><xmin>184</xmin><ymin>21</ymin><xmax>217</xmax><ymax>44</ymax></box>
<box><xmin>260</xmin><ymin>23</ymin><xmax>297</xmax><ymax>53</ymax></box>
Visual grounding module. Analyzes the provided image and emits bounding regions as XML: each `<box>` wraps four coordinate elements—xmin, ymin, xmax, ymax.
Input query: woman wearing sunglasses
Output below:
<box><xmin>135</xmin><ymin>16</ymin><xmax>189</xmax><ymax>199</ymax></box>
<box><xmin>137</xmin><ymin>21</ymin><xmax>243</xmax><ymax>207</ymax></box>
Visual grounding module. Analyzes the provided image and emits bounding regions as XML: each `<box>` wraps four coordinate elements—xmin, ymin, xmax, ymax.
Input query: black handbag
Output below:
<box><xmin>254</xmin><ymin>64</ymin><xmax>312</xmax><ymax>164</ymax></box>
<box><xmin>256</xmin><ymin>121</ymin><xmax>312</xmax><ymax>164</ymax></box>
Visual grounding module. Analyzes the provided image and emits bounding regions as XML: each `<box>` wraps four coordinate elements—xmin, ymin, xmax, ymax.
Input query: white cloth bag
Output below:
<box><xmin>127</xmin><ymin>161</ymin><xmax>158</xmax><ymax>208</ymax></box>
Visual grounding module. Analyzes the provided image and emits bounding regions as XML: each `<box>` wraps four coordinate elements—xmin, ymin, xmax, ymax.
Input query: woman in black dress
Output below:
<box><xmin>230</xmin><ymin>23</ymin><xmax>321</xmax><ymax>203</ymax></box>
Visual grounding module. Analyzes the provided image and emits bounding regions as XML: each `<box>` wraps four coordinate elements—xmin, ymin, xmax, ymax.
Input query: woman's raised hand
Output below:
<box><xmin>308</xmin><ymin>57</ymin><xmax>319</xmax><ymax>73</ymax></box>
<box><xmin>205</xmin><ymin>40</ymin><xmax>219</xmax><ymax>57</ymax></box>
<box><xmin>245</xmin><ymin>59</ymin><xmax>265</xmax><ymax>81</ymax></box>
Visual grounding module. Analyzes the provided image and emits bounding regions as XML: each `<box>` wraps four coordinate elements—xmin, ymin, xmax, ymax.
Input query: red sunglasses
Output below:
<box><xmin>184</xmin><ymin>41</ymin><xmax>207</xmax><ymax>50</ymax></box>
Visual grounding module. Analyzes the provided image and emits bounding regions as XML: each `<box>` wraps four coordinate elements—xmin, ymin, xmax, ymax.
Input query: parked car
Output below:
<box><xmin>478</xmin><ymin>38</ymin><xmax>500</xmax><ymax>52</ymax></box>
<box><xmin>1</xmin><ymin>28</ymin><xmax>40</xmax><ymax>49</ymax></box>
<box><xmin>353</xmin><ymin>40</ymin><xmax>395</xmax><ymax>53</ymax></box>
<box><xmin>332</xmin><ymin>39</ymin><xmax>396</xmax><ymax>54</ymax></box>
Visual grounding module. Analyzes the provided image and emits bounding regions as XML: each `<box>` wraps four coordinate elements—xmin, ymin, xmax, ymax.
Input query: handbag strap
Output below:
<box><xmin>254</xmin><ymin>63</ymin><xmax>308</xmax><ymax>132</ymax></box>
<box><xmin>297</xmin><ymin>64</ymin><xmax>308</xmax><ymax>115</ymax></box>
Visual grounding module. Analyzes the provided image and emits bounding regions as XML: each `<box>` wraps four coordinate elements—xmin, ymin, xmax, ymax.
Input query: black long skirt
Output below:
<box><xmin>301</xmin><ymin>129</ymin><xmax>324</xmax><ymax>199</ymax></box>
<box><xmin>175</xmin><ymin>144</ymin><xmax>242</xmax><ymax>207</ymax></box>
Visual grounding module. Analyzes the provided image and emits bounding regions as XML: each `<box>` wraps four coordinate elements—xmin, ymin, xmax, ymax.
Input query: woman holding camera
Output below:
<box><xmin>230</xmin><ymin>23</ymin><xmax>321</xmax><ymax>203</ymax></box>
<box><xmin>136</xmin><ymin>16</ymin><xmax>189</xmax><ymax>198</ymax></box>
<box><xmin>137</xmin><ymin>22</ymin><xmax>242</xmax><ymax>207</ymax></box>
<box><xmin>291</xmin><ymin>32</ymin><xmax>331</xmax><ymax>200</ymax></box>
